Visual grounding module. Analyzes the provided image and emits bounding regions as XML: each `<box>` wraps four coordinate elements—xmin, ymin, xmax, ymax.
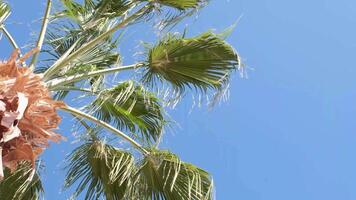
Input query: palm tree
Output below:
<box><xmin>0</xmin><ymin>0</ymin><xmax>241</xmax><ymax>199</ymax></box>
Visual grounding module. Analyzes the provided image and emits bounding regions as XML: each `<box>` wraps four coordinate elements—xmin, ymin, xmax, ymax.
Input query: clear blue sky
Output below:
<box><xmin>3</xmin><ymin>0</ymin><xmax>356</xmax><ymax>199</ymax></box>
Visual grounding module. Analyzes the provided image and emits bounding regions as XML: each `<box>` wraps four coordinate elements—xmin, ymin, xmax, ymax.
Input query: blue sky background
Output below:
<box><xmin>2</xmin><ymin>0</ymin><xmax>356</xmax><ymax>199</ymax></box>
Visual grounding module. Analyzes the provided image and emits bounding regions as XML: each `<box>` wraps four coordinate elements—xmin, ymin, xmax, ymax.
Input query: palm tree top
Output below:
<box><xmin>0</xmin><ymin>0</ymin><xmax>242</xmax><ymax>199</ymax></box>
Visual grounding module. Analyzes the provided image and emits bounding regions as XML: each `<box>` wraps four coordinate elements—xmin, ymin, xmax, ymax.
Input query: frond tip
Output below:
<box><xmin>142</xmin><ymin>31</ymin><xmax>241</xmax><ymax>100</ymax></box>
<box><xmin>0</xmin><ymin>1</ymin><xmax>10</xmax><ymax>24</ymax></box>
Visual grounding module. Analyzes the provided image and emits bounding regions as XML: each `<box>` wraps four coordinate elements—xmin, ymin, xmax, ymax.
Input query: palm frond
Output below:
<box><xmin>65</xmin><ymin>139</ymin><xmax>135</xmax><ymax>200</ymax></box>
<box><xmin>152</xmin><ymin>0</ymin><xmax>208</xmax><ymax>10</ymax></box>
<box><xmin>58</xmin><ymin>0</ymin><xmax>86</xmax><ymax>22</ymax></box>
<box><xmin>88</xmin><ymin>81</ymin><xmax>168</xmax><ymax>145</ymax></box>
<box><xmin>0</xmin><ymin>162</ymin><xmax>44</xmax><ymax>200</ymax></box>
<box><xmin>130</xmin><ymin>149</ymin><xmax>213</xmax><ymax>200</ymax></box>
<box><xmin>42</xmin><ymin>2</ymin><xmax>153</xmax><ymax>81</ymax></box>
<box><xmin>146</xmin><ymin>0</ymin><xmax>208</xmax><ymax>29</ymax></box>
<box><xmin>142</xmin><ymin>31</ymin><xmax>240</xmax><ymax>103</ymax></box>
<box><xmin>94</xmin><ymin>0</ymin><xmax>135</xmax><ymax>19</ymax></box>
<box><xmin>43</xmin><ymin>20</ymin><xmax>121</xmax><ymax>75</ymax></box>
<box><xmin>57</xmin><ymin>0</ymin><xmax>134</xmax><ymax>25</ymax></box>
<box><xmin>43</xmin><ymin>31</ymin><xmax>119</xmax><ymax>98</ymax></box>
<box><xmin>0</xmin><ymin>1</ymin><xmax>10</xmax><ymax>24</ymax></box>
<box><xmin>41</xmin><ymin>0</ymin><xmax>129</xmax><ymax>77</ymax></box>
<box><xmin>42</xmin><ymin>6</ymin><xmax>122</xmax><ymax>99</ymax></box>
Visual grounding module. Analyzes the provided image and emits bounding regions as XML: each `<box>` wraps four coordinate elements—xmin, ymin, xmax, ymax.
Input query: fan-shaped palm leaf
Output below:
<box><xmin>0</xmin><ymin>0</ymin><xmax>241</xmax><ymax>198</ymax></box>
<box><xmin>57</xmin><ymin>0</ymin><xmax>133</xmax><ymax>24</ymax></box>
<box><xmin>142</xmin><ymin>31</ymin><xmax>240</xmax><ymax>99</ymax></box>
<box><xmin>43</xmin><ymin>28</ymin><xmax>120</xmax><ymax>99</ymax></box>
<box><xmin>88</xmin><ymin>81</ymin><xmax>167</xmax><ymax>145</ymax></box>
<box><xmin>131</xmin><ymin>149</ymin><xmax>213</xmax><ymax>200</ymax></box>
<box><xmin>43</xmin><ymin>17</ymin><xmax>121</xmax><ymax>76</ymax></box>
<box><xmin>65</xmin><ymin>140</ymin><xmax>135</xmax><ymax>200</ymax></box>
<box><xmin>42</xmin><ymin>5</ymin><xmax>122</xmax><ymax>99</ymax></box>
<box><xmin>145</xmin><ymin>0</ymin><xmax>208</xmax><ymax>29</ymax></box>
<box><xmin>42</xmin><ymin>0</ymin><xmax>129</xmax><ymax>79</ymax></box>
<box><xmin>95</xmin><ymin>0</ymin><xmax>134</xmax><ymax>19</ymax></box>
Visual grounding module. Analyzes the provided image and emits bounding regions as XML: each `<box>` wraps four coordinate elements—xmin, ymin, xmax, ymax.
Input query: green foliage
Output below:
<box><xmin>41</xmin><ymin>0</ymin><xmax>125</xmax><ymax>98</ymax></box>
<box><xmin>0</xmin><ymin>1</ymin><xmax>10</xmax><ymax>24</ymax></box>
<box><xmin>88</xmin><ymin>81</ymin><xmax>167</xmax><ymax>145</ymax></box>
<box><xmin>143</xmin><ymin>0</ymin><xmax>209</xmax><ymax>29</ymax></box>
<box><xmin>0</xmin><ymin>0</ymin><xmax>242</xmax><ymax>199</ymax></box>
<box><xmin>143</xmin><ymin>31</ymin><xmax>240</xmax><ymax>98</ymax></box>
<box><xmin>94</xmin><ymin>0</ymin><xmax>134</xmax><ymax>19</ymax></box>
<box><xmin>0</xmin><ymin>163</ymin><xmax>44</xmax><ymax>200</ymax></box>
<box><xmin>44</xmin><ymin>29</ymin><xmax>120</xmax><ymax>75</ymax></box>
<box><xmin>58</xmin><ymin>0</ymin><xmax>133</xmax><ymax>22</ymax></box>
<box><xmin>152</xmin><ymin>0</ymin><xmax>208</xmax><ymax>10</ymax></box>
<box><xmin>130</xmin><ymin>149</ymin><xmax>213</xmax><ymax>200</ymax></box>
<box><xmin>65</xmin><ymin>142</ymin><xmax>213</xmax><ymax>200</ymax></box>
<box><xmin>65</xmin><ymin>140</ymin><xmax>135</xmax><ymax>200</ymax></box>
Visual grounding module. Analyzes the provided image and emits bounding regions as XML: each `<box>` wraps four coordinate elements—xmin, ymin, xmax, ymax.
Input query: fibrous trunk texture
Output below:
<box><xmin>0</xmin><ymin>50</ymin><xmax>64</xmax><ymax>179</ymax></box>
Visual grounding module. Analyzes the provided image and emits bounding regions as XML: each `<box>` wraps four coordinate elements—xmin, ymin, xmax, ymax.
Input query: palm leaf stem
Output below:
<box><xmin>0</xmin><ymin>25</ymin><xmax>26</xmax><ymax>66</ymax></box>
<box><xmin>46</xmin><ymin>63</ymin><xmax>144</xmax><ymax>89</ymax></box>
<box><xmin>0</xmin><ymin>25</ymin><xmax>19</xmax><ymax>50</ymax></box>
<box><xmin>42</xmin><ymin>4</ymin><xmax>151</xmax><ymax>80</ymax></box>
<box><xmin>61</xmin><ymin>106</ymin><xmax>149</xmax><ymax>155</ymax></box>
<box><xmin>29</xmin><ymin>0</ymin><xmax>52</xmax><ymax>70</ymax></box>
<box><xmin>73</xmin><ymin>115</ymin><xmax>98</xmax><ymax>140</ymax></box>
<box><xmin>51</xmin><ymin>86</ymin><xmax>93</xmax><ymax>93</ymax></box>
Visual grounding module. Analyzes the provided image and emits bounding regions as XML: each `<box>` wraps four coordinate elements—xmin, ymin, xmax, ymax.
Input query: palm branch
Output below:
<box><xmin>65</xmin><ymin>137</ymin><xmax>135</xmax><ymax>200</ymax></box>
<box><xmin>86</xmin><ymin>81</ymin><xmax>168</xmax><ymax>145</ymax></box>
<box><xmin>131</xmin><ymin>149</ymin><xmax>213</xmax><ymax>200</ymax></box>
<box><xmin>0</xmin><ymin>0</ymin><xmax>242</xmax><ymax>199</ymax></box>
<box><xmin>142</xmin><ymin>31</ymin><xmax>240</xmax><ymax>99</ymax></box>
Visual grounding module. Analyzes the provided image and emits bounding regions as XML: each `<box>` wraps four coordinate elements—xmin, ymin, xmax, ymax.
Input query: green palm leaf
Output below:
<box><xmin>43</xmin><ymin>28</ymin><xmax>120</xmax><ymax>99</ymax></box>
<box><xmin>142</xmin><ymin>31</ymin><xmax>240</xmax><ymax>100</ymax></box>
<box><xmin>0</xmin><ymin>162</ymin><xmax>44</xmax><ymax>200</ymax></box>
<box><xmin>57</xmin><ymin>0</ymin><xmax>133</xmax><ymax>23</ymax></box>
<box><xmin>0</xmin><ymin>0</ymin><xmax>242</xmax><ymax>199</ymax></box>
<box><xmin>42</xmin><ymin>1</ymin><xmax>123</xmax><ymax>98</ymax></box>
<box><xmin>88</xmin><ymin>81</ymin><xmax>167</xmax><ymax>145</ymax></box>
<box><xmin>65</xmin><ymin>140</ymin><xmax>135</xmax><ymax>200</ymax></box>
<box><xmin>42</xmin><ymin>0</ymin><xmax>130</xmax><ymax>77</ymax></box>
<box><xmin>131</xmin><ymin>149</ymin><xmax>213</xmax><ymax>200</ymax></box>
<box><xmin>0</xmin><ymin>1</ymin><xmax>10</xmax><ymax>24</ymax></box>
<box><xmin>151</xmin><ymin>0</ymin><xmax>208</xmax><ymax>10</ymax></box>
<box><xmin>95</xmin><ymin>0</ymin><xmax>134</xmax><ymax>19</ymax></box>
<box><xmin>145</xmin><ymin>0</ymin><xmax>208</xmax><ymax>29</ymax></box>
<box><xmin>43</xmin><ymin>18</ymin><xmax>121</xmax><ymax>76</ymax></box>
